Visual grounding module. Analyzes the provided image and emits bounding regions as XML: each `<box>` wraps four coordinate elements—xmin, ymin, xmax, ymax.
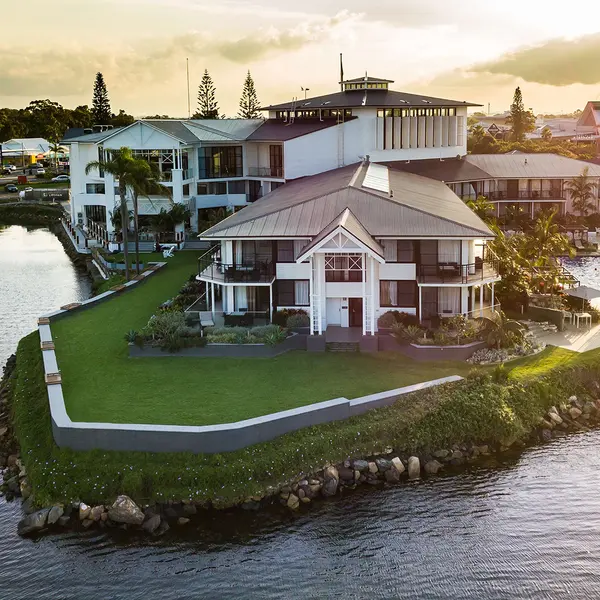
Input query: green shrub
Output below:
<box><xmin>272</xmin><ymin>309</ymin><xmax>307</xmax><ymax>327</ymax></box>
<box><xmin>391</xmin><ymin>323</ymin><xmax>428</xmax><ymax>344</ymax></box>
<box><xmin>124</xmin><ymin>330</ymin><xmax>138</xmax><ymax>343</ymax></box>
<box><xmin>377</xmin><ymin>311</ymin><xmax>419</xmax><ymax>329</ymax></box>
<box><xmin>144</xmin><ymin>311</ymin><xmax>186</xmax><ymax>341</ymax></box>
<box><xmin>264</xmin><ymin>326</ymin><xmax>288</xmax><ymax>347</ymax></box>
<box><xmin>286</xmin><ymin>313</ymin><xmax>310</xmax><ymax>328</ymax></box>
<box><xmin>251</xmin><ymin>325</ymin><xmax>285</xmax><ymax>339</ymax></box>
<box><xmin>206</xmin><ymin>332</ymin><xmax>239</xmax><ymax>344</ymax></box>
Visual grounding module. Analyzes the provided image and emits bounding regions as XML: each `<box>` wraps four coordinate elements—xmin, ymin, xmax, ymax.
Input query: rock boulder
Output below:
<box><xmin>108</xmin><ymin>495</ymin><xmax>145</xmax><ymax>526</ymax></box>
<box><xmin>424</xmin><ymin>460</ymin><xmax>443</xmax><ymax>475</ymax></box>
<box><xmin>17</xmin><ymin>508</ymin><xmax>50</xmax><ymax>536</ymax></box>
<box><xmin>47</xmin><ymin>505</ymin><xmax>64</xmax><ymax>525</ymax></box>
<box><xmin>408</xmin><ymin>456</ymin><xmax>421</xmax><ymax>480</ymax></box>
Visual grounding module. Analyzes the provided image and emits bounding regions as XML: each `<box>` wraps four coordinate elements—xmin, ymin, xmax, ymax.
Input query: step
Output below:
<box><xmin>326</xmin><ymin>342</ymin><xmax>359</xmax><ymax>352</ymax></box>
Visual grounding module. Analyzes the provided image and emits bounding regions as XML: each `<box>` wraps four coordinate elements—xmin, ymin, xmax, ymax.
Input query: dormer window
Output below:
<box><xmin>342</xmin><ymin>76</ymin><xmax>393</xmax><ymax>92</ymax></box>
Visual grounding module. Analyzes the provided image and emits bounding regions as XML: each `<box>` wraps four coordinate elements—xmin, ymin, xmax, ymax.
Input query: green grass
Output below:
<box><xmin>52</xmin><ymin>253</ymin><xmax>586</xmax><ymax>427</ymax></box>
<box><xmin>102</xmin><ymin>251</ymin><xmax>165</xmax><ymax>265</ymax></box>
<box><xmin>506</xmin><ymin>346</ymin><xmax>581</xmax><ymax>379</ymax></box>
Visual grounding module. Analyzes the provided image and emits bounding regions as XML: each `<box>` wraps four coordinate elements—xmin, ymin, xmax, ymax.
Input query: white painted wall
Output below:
<box><xmin>325</xmin><ymin>282</ymin><xmax>363</xmax><ymax>297</ymax></box>
<box><xmin>284</xmin><ymin>127</ymin><xmax>339</xmax><ymax>179</ymax></box>
<box><xmin>379</xmin><ymin>263</ymin><xmax>416</xmax><ymax>280</ymax></box>
<box><xmin>276</xmin><ymin>263</ymin><xmax>312</xmax><ymax>280</ymax></box>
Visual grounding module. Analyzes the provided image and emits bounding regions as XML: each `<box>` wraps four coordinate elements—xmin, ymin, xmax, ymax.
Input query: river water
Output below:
<box><xmin>2</xmin><ymin>225</ymin><xmax>600</xmax><ymax>599</ymax></box>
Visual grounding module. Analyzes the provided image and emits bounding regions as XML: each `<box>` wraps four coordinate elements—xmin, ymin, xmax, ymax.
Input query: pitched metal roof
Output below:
<box><xmin>60</xmin><ymin>128</ymin><xmax>124</xmax><ymax>143</ymax></box>
<box><xmin>383</xmin><ymin>158</ymin><xmax>492</xmax><ymax>182</ymax></box>
<box><xmin>342</xmin><ymin>76</ymin><xmax>395</xmax><ymax>83</ymax></box>
<box><xmin>464</xmin><ymin>153</ymin><xmax>600</xmax><ymax>179</ymax></box>
<box><xmin>262</xmin><ymin>90</ymin><xmax>481</xmax><ymax>111</ymax></box>
<box><xmin>297</xmin><ymin>207</ymin><xmax>384</xmax><ymax>261</ymax></box>
<box><xmin>201</xmin><ymin>163</ymin><xmax>493</xmax><ymax>240</ymax></box>
<box><xmin>247</xmin><ymin>118</ymin><xmax>344</xmax><ymax>141</ymax></box>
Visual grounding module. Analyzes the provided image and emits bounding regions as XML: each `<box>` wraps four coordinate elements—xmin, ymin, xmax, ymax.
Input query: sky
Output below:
<box><xmin>2</xmin><ymin>0</ymin><xmax>600</xmax><ymax>117</ymax></box>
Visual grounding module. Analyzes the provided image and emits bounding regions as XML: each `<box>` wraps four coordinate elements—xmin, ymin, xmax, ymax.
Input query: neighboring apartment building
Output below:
<box><xmin>62</xmin><ymin>75</ymin><xmax>475</xmax><ymax>240</ymax></box>
<box><xmin>199</xmin><ymin>162</ymin><xmax>500</xmax><ymax>335</ymax></box>
<box><xmin>386</xmin><ymin>153</ymin><xmax>600</xmax><ymax>218</ymax></box>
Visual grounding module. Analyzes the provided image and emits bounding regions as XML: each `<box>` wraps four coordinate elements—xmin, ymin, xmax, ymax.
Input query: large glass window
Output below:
<box><xmin>198</xmin><ymin>146</ymin><xmax>243</xmax><ymax>178</ymax></box>
<box><xmin>86</xmin><ymin>183</ymin><xmax>105</xmax><ymax>194</ymax></box>
<box><xmin>269</xmin><ymin>145</ymin><xmax>283</xmax><ymax>177</ymax></box>
<box><xmin>277</xmin><ymin>241</ymin><xmax>294</xmax><ymax>263</ymax></box>
<box><xmin>381</xmin><ymin>240</ymin><xmax>415</xmax><ymax>263</ymax></box>
<box><xmin>276</xmin><ymin>280</ymin><xmax>309</xmax><ymax>306</ymax></box>
<box><xmin>325</xmin><ymin>254</ymin><xmax>362</xmax><ymax>282</ymax></box>
<box><xmin>380</xmin><ymin>281</ymin><xmax>417</xmax><ymax>308</ymax></box>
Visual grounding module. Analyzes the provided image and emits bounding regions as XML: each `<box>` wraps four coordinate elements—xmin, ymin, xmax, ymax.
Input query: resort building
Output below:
<box><xmin>387</xmin><ymin>153</ymin><xmax>600</xmax><ymax>218</ymax></box>
<box><xmin>576</xmin><ymin>101</ymin><xmax>600</xmax><ymax>145</ymax></box>
<box><xmin>198</xmin><ymin>161</ymin><xmax>500</xmax><ymax>334</ymax></box>
<box><xmin>0</xmin><ymin>138</ymin><xmax>51</xmax><ymax>166</ymax></box>
<box><xmin>61</xmin><ymin>74</ymin><xmax>476</xmax><ymax>243</ymax></box>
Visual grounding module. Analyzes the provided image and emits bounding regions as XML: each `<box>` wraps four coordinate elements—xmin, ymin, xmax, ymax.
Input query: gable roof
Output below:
<box><xmin>262</xmin><ymin>90</ymin><xmax>481</xmax><ymax>111</ymax></box>
<box><xmin>297</xmin><ymin>207</ymin><xmax>385</xmax><ymax>262</ymax></box>
<box><xmin>247</xmin><ymin>118</ymin><xmax>346</xmax><ymax>141</ymax></box>
<box><xmin>201</xmin><ymin>163</ymin><xmax>493</xmax><ymax>240</ymax></box>
<box><xmin>464</xmin><ymin>153</ymin><xmax>600</xmax><ymax>179</ymax></box>
<box><xmin>383</xmin><ymin>158</ymin><xmax>492</xmax><ymax>182</ymax></box>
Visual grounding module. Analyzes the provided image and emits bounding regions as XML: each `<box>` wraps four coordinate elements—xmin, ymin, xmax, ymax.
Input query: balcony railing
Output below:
<box><xmin>418</xmin><ymin>259</ymin><xmax>500</xmax><ymax>284</ymax></box>
<box><xmin>198</xmin><ymin>248</ymin><xmax>275</xmax><ymax>284</ymax></box>
<box><xmin>182</xmin><ymin>169</ymin><xmax>194</xmax><ymax>180</ymax></box>
<box><xmin>247</xmin><ymin>166</ymin><xmax>284</xmax><ymax>178</ymax></box>
<box><xmin>489</xmin><ymin>190</ymin><xmax>564</xmax><ymax>201</ymax></box>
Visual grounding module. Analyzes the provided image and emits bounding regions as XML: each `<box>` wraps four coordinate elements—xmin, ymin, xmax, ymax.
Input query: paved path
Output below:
<box><xmin>537</xmin><ymin>323</ymin><xmax>600</xmax><ymax>353</ymax></box>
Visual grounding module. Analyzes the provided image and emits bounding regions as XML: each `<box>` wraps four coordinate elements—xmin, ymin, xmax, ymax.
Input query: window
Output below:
<box><xmin>380</xmin><ymin>281</ymin><xmax>417</xmax><ymax>308</ymax></box>
<box><xmin>269</xmin><ymin>145</ymin><xmax>283</xmax><ymax>177</ymax></box>
<box><xmin>198</xmin><ymin>146</ymin><xmax>243</xmax><ymax>178</ymax></box>
<box><xmin>277</xmin><ymin>240</ymin><xmax>294</xmax><ymax>262</ymax></box>
<box><xmin>381</xmin><ymin>240</ymin><xmax>415</xmax><ymax>263</ymax></box>
<box><xmin>197</xmin><ymin>182</ymin><xmax>227</xmax><ymax>195</ymax></box>
<box><xmin>183</xmin><ymin>184</ymin><xmax>190</xmax><ymax>196</ymax></box>
<box><xmin>276</xmin><ymin>280</ymin><xmax>309</xmax><ymax>306</ymax></box>
<box><xmin>86</xmin><ymin>183</ymin><xmax>105</xmax><ymax>194</ymax></box>
<box><xmin>228</xmin><ymin>180</ymin><xmax>246</xmax><ymax>195</ymax></box>
<box><xmin>325</xmin><ymin>254</ymin><xmax>362</xmax><ymax>282</ymax></box>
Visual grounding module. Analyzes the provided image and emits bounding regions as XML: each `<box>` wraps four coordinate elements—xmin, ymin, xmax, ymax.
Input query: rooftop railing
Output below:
<box><xmin>418</xmin><ymin>259</ymin><xmax>500</xmax><ymax>284</ymax></box>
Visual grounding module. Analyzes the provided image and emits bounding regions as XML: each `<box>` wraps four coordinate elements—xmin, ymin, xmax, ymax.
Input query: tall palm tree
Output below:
<box><xmin>85</xmin><ymin>147</ymin><xmax>136</xmax><ymax>280</ymax></box>
<box><xmin>48</xmin><ymin>142</ymin><xmax>65</xmax><ymax>171</ymax></box>
<box><xmin>565</xmin><ymin>167</ymin><xmax>598</xmax><ymax>217</ymax></box>
<box><xmin>124</xmin><ymin>160</ymin><xmax>170</xmax><ymax>274</ymax></box>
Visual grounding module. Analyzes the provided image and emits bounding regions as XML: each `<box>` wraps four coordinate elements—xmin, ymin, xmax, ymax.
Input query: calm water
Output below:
<box><xmin>2</xmin><ymin>226</ymin><xmax>600</xmax><ymax>599</ymax></box>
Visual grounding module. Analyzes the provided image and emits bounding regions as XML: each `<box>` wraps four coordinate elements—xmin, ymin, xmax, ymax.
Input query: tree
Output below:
<box><xmin>565</xmin><ymin>167</ymin><xmax>598</xmax><ymax>217</ymax></box>
<box><xmin>238</xmin><ymin>71</ymin><xmax>261</xmax><ymax>119</ymax></box>
<box><xmin>541</xmin><ymin>126</ymin><xmax>552</xmax><ymax>141</ymax></box>
<box><xmin>48</xmin><ymin>142</ymin><xmax>66</xmax><ymax>170</ymax></box>
<box><xmin>92</xmin><ymin>72</ymin><xmax>112</xmax><ymax>124</ymax></box>
<box><xmin>194</xmin><ymin>70</ymin><xmax>219</xmax><ymax>119</ymax></box>
<box><xmin>85</xmin><ymin>147</ymin><xmax>137</xmax><ymax>280</ymax></box>
<box><xmin>111</xmin><ymin>109</ymin><xmax>135</xmax><ymax>128</ymax></box>
<box><xmin>506</xmin><ymin>87</ymin><xmax>535</xmax><ymax>142</ymax></box>
<box><xmin>466</xmin><ymin>195</ymin><xmax>495</xmax><ymax>224</ymax></box>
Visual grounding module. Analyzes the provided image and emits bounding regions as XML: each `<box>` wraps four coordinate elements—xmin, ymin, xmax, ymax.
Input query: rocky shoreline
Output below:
<box><xmin>3</xmin><ymin>339</ymin><xmax>599</xmax><ymax>537</ymax></box>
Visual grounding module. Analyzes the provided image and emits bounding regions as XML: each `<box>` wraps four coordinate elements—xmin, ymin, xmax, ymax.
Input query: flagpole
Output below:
<box><xmin>186</xmin><ymin>58</ymin><xmax>191</xmax><ymax>119</ymax></box>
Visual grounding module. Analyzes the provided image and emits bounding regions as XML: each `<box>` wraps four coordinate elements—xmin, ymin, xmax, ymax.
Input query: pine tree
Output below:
<box><xmin>194</xmin><ymin>70</ymin><xmax>219</xmax><ymax>119</ymax></box>
<box><xmin>92</xmin><ymin>72</ymin><xmax>112</xmax><ymax>124</ymax></box>
<box><xmin>238</xmin><ymin>71</ymin><xmax>261</xmax><ymax>119</ymax></box>
<box><xmin>507</xmin><ymin>87</ymin><xmax>535</xmax><ymax>142</ymax></box>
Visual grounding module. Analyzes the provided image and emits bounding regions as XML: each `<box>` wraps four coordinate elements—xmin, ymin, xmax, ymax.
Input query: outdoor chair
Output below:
<box><xmin>162</xmin><ymin>246</ymin><xmax>174</xmax><ymax>258</ymax></box>
<box><xmin>563</xmin><ymin>311</ymin><xmax>573</xmax><ymax>325</ymax></box>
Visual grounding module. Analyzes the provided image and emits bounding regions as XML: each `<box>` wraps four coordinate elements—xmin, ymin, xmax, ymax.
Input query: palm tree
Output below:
<box><xmin>167</xmin><ymin>203</ymin><xmax>191</xmax><ymax>229</ymax></box>
<box><xmin>123</xmin><ymin>160</ymin><xmax>169</xmax><ymax>274</ymax></box>
<box><xmin>565</xmin><ymin>167</ymin><xmax>598</xmax><ymax>217</ymax></box>
<box><xmin>478</xmin><ymin>310</ymin><xmax>527</xmax><ymax>350</ymax></box>
<box><xmin>466</xmin><ymin>195</ymin><xmax>495</xmax><ymax>223</ymax></box>
<box><xmin>86</xmin><ymin>147</ymin><xmax>137</xmax><ymax>280</ymax></box>
<box><xmin>48</xmin><ymin>142</ymin><xmax>65</xmax><ymax>171</ymax></box>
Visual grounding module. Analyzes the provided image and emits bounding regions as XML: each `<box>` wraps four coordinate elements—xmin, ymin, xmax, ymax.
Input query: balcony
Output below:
<box><xmin>489</xmin><ymin>190</ymin><xmax>564</xmax><ymax>201</ymax></box>
<box><xmin>418</xmin><ymin>259</ymin><xmax>500</xmax><ymax>285</ymax></box>
<box><xmin>182</xmin><ymin>168</ymin><xmax>194</xmax><ymax>180</ymax></box>
<box><xmin>198</xmin><ymin>249</ymin><xmax>275</xmax><ymax>284</ymax></box>
<box><xmin>248</xmin><ymin>166</ymin><xmax>284</xmax><ymax>178</ymax></box>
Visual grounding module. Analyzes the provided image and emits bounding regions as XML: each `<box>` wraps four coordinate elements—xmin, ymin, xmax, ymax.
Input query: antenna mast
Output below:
<box><xmin>186</xmin><ymin>58</ymin><xmax>191</xmax><ymax>118</ymax></box>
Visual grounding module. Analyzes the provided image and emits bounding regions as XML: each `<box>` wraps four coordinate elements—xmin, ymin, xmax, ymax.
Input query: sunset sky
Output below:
<box><xmin>3</xmin><ymin>0</ymin><xmax>600</xmax><ymax>117</ymax></box>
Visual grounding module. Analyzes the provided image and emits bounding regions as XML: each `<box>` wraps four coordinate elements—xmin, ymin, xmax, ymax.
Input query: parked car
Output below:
<box><xmin>3</xmin><ymin>165</ymin><xmax>16</xmax><ymax>172</ymax></box>
<box><xmin>36</xmin><ymin>168</ymin><xmax>46</xmax><ymax>175</ymax></box>
<box><xmin>23</xmin><ymin>187</ymin><xmax>33</xmax><ymax>192</ymax></box>
<box><xmin>51</xmin><ymin>174</ymin><xmax>70</xmax><ymax>182</ymax></box>
<box><xmin>5</xmin><ymin>184</ymin><xmax>17</xmax><ymax>193</ymax></box>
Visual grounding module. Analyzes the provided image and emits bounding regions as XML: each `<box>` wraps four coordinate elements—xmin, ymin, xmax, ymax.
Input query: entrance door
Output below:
<box><xmin>326</xmin><ymin>299</ymin><xmax>342</xmax><ymax>326</ymax></box>
<box><xmin>349</xmin><ymin>298</ymin><xmax>363</xmax><ymax>328</ymax></box>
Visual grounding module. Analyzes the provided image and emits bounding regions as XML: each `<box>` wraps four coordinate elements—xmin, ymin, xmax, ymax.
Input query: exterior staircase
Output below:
<box><xmin>326</xmin><ymin>341</ymin><xmax>359</xmax><ymax>353</ymax></box>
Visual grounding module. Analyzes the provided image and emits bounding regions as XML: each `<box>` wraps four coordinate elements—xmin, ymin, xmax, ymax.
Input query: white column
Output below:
<box><xmin>491</xmin><ymin>282</ymin><xmax>495</xmax><ymax>311</ymax></box>
<box><xmin>479</xmin><ymin>284</ymin><xmax>484</xmax><ymax>317</ymax></box>
<box><xmin>471</xmin><ymin>286</ymin><xmax>475</xmax><ymax>316</ymax></box>
<box><xmin>418</xmin><ymin>286</ymin><xmax>422</xmax><ymax>323</ymax></box>
<box><xmin>211</xmin><ymin>282</ymin><xmax>215</xmax><ymax>318</ymax></box>
<box><xmin>317</xmin><ymin>255</ymin><xmax>323</xmax><ymax>336</ymax></box>
<box><xmin>362</xmin><ymin>254</ymin><xmax>367</xmax><ymax>336</ymax></box>
<box><xmin>309</xmin><ymin>256</ymin><xmax>314</xmax><ymax>335</ymax></box>
<box><xmin>410</xmin><ymin>116</ymin><xmax>418</xmax><ymax>148</ymax></box>
<box><xmin>269</xmin><ymin>283</ymin><xmax>273</xmax><ymax>323</ymax></box>
<box><xmin>370</xmin><ymin>257</ymin><xmax>375</xmax><ymax>335</ymax></box>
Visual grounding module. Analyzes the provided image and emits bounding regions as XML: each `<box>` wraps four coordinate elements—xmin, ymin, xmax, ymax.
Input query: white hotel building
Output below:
<box><xmin>64</xmin><ymin>75</ymin><xmax>502</xmax><ymax>334</ymax></box>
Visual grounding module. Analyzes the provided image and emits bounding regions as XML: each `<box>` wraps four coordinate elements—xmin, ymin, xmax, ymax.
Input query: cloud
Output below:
<box><xmin>470</xmin><ymin>32</ymin><xmax>600</xmax><ymax>86</ymax></box>
<box><xmin>0</xmin><ymin>11</ymin><xmax>356</xmax><ymax>97</ymax></box>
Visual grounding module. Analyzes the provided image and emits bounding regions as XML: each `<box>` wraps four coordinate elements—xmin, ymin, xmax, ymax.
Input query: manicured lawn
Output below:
<box><xmin>104</xmin><ymin>251</ymin><xmax>166</xmax><ymax>264</ymax></box>
<box><xmin>506</xmin><ymin>346</ymin><xmax>581</xmax><ymax>379</ymax></box>
<box><xmin>52</xmin><ymin>252</ymin><xmax>585</xmax><ymax>427</ymax></box>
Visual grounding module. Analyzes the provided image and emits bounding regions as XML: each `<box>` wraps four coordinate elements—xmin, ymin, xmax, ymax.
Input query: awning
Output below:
<box><xmin>566</xmin><ymin>285</ymin><xmax>600</xmax><ymax>302</ymax></box>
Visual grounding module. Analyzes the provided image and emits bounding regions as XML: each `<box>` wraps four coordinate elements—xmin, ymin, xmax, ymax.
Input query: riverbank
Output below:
<box><xmin>0</xmin><ymin>203</ymin><xmax>64</xmax><ymax>226</ymax></box>
<box><xmin>2</xmin><ymin>326</ymin><xmax>599</xmax><ymax>536</ymax></box>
